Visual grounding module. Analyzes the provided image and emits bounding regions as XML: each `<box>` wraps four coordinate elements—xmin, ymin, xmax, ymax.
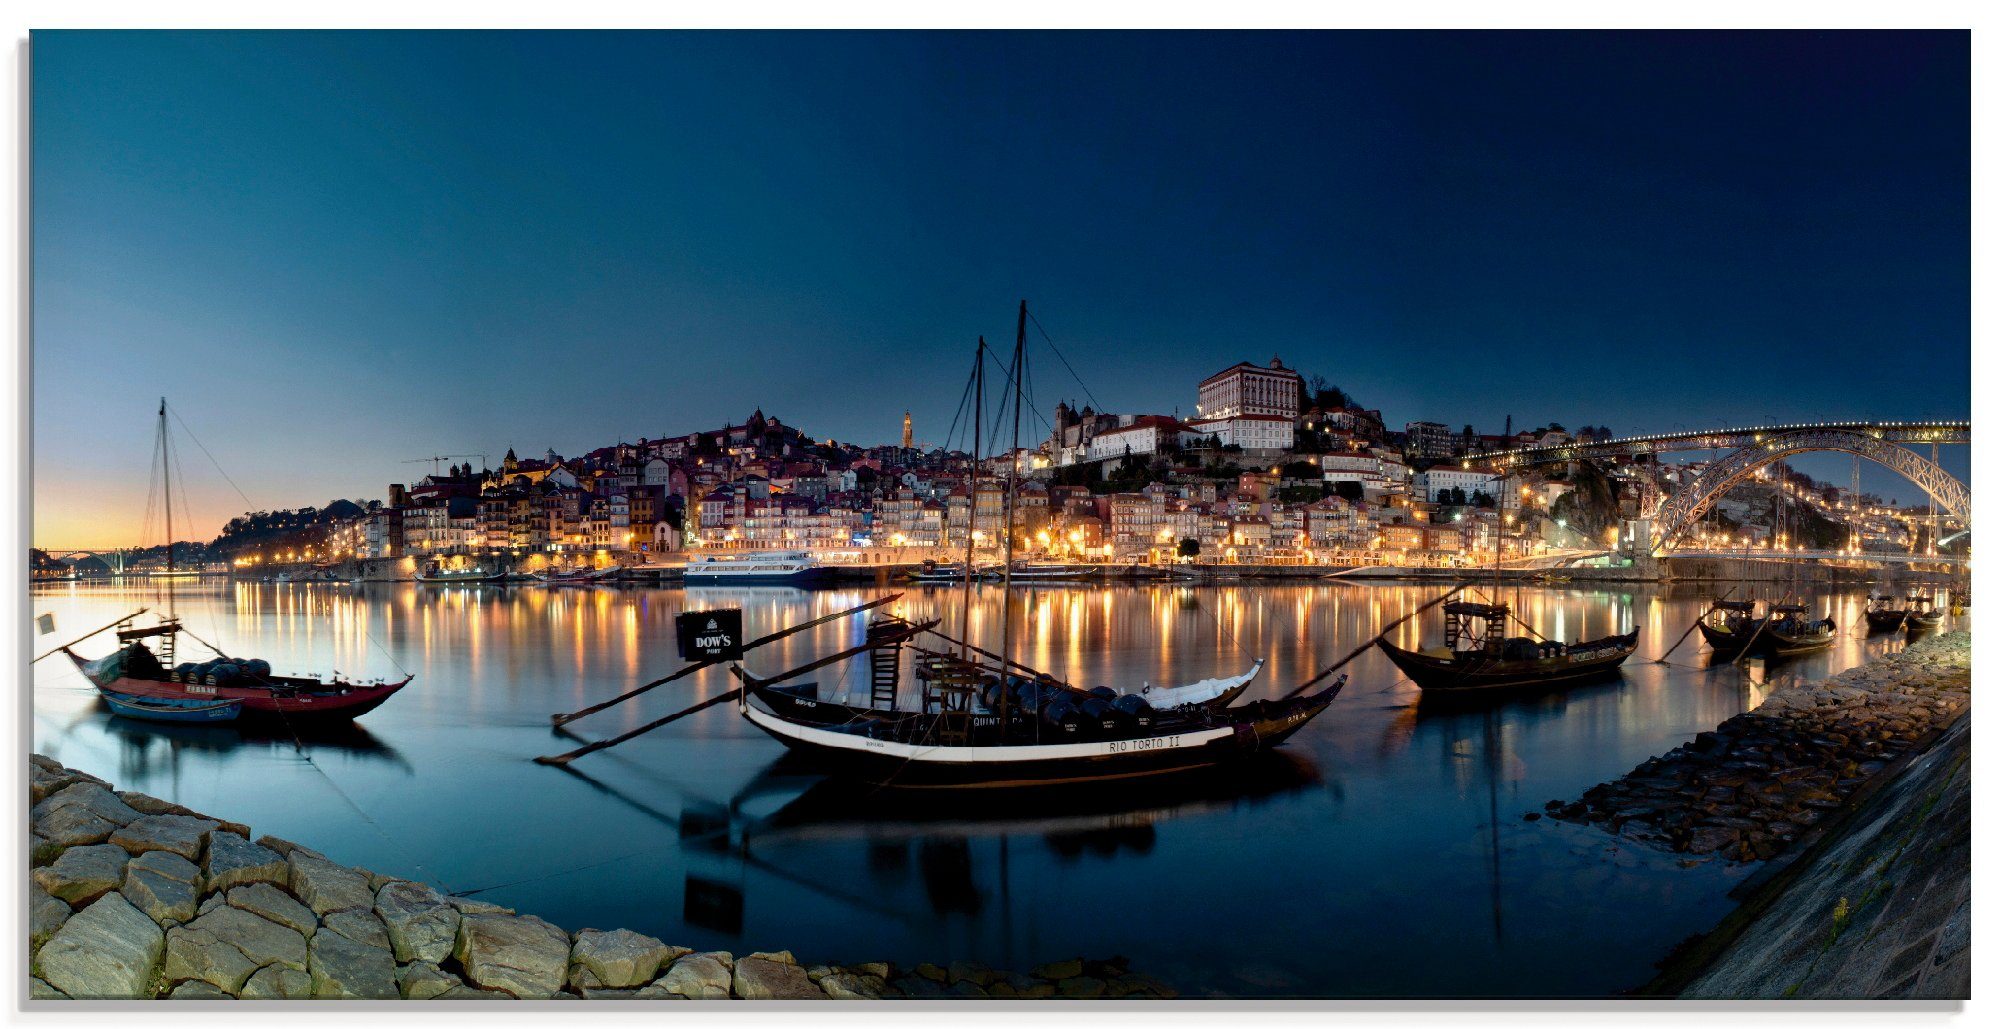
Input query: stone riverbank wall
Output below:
<box><xmin>28</xmin><ymin>757</ymin><xmax>1175</xmax><ymax>1001</ymax></box>
<box><xmin>1543</xmin><ymin>631</ymin><xmax>1968</xmax><ymax>863</ymax></box>
<box><xmin>1664</xmin><ymin>716</ymin><xmax>1969</xmax><ymax>998</ymax></box>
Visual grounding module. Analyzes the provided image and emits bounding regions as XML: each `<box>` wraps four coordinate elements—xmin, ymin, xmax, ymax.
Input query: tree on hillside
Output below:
<box><xmin>1176</xmin><ymin>537</ymin><xmax>1201</xmax><ymax>561</ymax></box>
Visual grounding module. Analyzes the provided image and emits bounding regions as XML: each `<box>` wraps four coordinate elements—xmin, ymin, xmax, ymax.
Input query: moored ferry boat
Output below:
<box><xmin>683</xmin><ymin>550</ymin><xmax>834</xmax><ymax>587</ymax></box>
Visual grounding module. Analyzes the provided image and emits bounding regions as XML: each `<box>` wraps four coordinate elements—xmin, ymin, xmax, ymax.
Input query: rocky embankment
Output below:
<box><xmin>1542</xmin><ymin>632</ymin><xmax>1970</xmax><ymax>862</ymax></box>
<box><xmin>1665</xmin><ymin>716</ymin><xmax>1969</xmax><ymax>998</ymax></box>
<box><xmin>28</xmin><ymin>756</ymin><xmax>1173</xmax><ymax>1001</ymax></box>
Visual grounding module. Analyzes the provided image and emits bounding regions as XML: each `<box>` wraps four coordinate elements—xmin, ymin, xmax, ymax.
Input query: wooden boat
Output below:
<box><xmin>59</xmin><ymin>400</ymin><xmax>413</xmax><ymax>727</ymax></box>
<box><xmin>102</xmin><ymin>689</ymin><xmax>242</xmax><ymax>724</ymax></box>
<box><xmin>752</xmin><ymin>647</ymin><xmax>1265</xmax><ymax>729</ymax></box>
<box><xmin>67</xmin><ymin>619</ymin><xmax>411</xmax><ymax>725</ymax></box>
<box><xmin>1696</xmin><ymin>600</ymin><xmax>1768</xmax><ymax>654</ymax></box>
<box><xmin>1377</xmin><ymin>601</ymin><xmax>1638</xmax><ymax>694</ymax></box>
<box><xmin>982</xmin><ymin>562</ymin><xmax>1097</xmax><ymax>584</ymax></box>
<box><xmin>1904</xmin><ymin>596</ymin><xmax>1944</xmax><ymax>636</ymax></box>
<box><xmin>735</xmin><ymin>651</ymin><xmax>1343</xmax><ymax>789</ymax></box>
<box><xmin>1863</xmin><ymin>594</ymin><xmax>1909</xmax><ymax>633</ymax></box>
<box><xmin>1760</xmin><ymin>604</ymin><xmax>1837</xmax><ymax>657</ymax></box>
<box><xmin>533</xmin><ymin>565</ymin><xmax>622</xmax><ymax>586</ymax></box>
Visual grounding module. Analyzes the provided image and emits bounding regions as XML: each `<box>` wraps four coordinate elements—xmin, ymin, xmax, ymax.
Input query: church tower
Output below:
<box><xmin>901</xmin><ymin>411</ymin><xmax>914</xmax><ymax>450</ymax></box>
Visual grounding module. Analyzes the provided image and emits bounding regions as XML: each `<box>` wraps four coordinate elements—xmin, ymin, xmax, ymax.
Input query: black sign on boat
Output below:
<box><xmin>677</xmin><ymin>609</ymin><xmax>744</xmax><ymax>661</ymax></box>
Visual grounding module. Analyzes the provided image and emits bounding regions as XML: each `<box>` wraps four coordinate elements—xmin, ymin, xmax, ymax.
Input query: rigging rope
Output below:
<box><xmin>1026</xmin><ymin>309</ymin><xmax>1107</xmax><ymax>415</ymax></box>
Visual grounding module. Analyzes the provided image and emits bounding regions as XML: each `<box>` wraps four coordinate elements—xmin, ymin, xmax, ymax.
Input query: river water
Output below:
<box><xmin>28</xmin><ymin>580</ymin><xmax>1947</xmax><ymax>998</ymax></box>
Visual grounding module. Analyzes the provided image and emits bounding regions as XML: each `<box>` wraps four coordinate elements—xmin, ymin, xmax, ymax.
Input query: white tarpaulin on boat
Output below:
<box><xmin>1133</xmin><ymin>658</ymin><xmax>1263</xmax><ymax>708</ymax></box>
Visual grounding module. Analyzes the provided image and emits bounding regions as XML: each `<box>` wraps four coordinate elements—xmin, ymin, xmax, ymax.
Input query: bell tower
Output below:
<box><xmin>901</xmin><ymin>411</ymin><xmax>914</xmax><ymax>450</ymax></box>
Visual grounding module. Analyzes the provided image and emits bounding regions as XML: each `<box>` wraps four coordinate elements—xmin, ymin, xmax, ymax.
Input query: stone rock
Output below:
<box><xmin>947</xmin><ymin>980</ymin><xmax>988</xmax><ymax>997</ymax></box>
<box><xmin>438</xmin><ymin>985</ymin><xmax>509</xmax><ymax>999</ymax></box>
<box><xmin>186</xmin><ymin>905</ymin><xmax>309</xmax><ymax>970</ymax></box>
<box><xmin>447</xmin><ymin>896</ymin><xmax>515</xmax><ymax>916</ymax></box>
<box><xmin>227</xmin><ymin>882</ymin><xmax>318</xmax><ymax>936</ymax></box>
<box><xmin>169</xmin><ymin>979</ymin><xmax>233</xmax><ymax>999</ymax></box>
<box><xmin>914</xmin><ymin>961</ymin><xmax>948</xmax><ymax>982</ymax></box>
<box><xmin>240</xmin><ymin>964</ymin><xmax>315</xmax><ymax>1000</ymax></box>
<box><xmin>948</xmin><ymin>960</ymin><xmax>993</xmax><ymax>985</ymax></box>
<box><xmin>654</xmin><ymin>953</ymin><xmax>734</xmax><ymax>998</ymax></box>
<box><xmin>734</xmin><ymin>955</ymin><xmax>821</xmax><ymax>999</ymax></box>
<box><xmin>1032</xmin><ymin>958</ymin><xmax>1084</xmax><ymax>980</ymax></box>
<box><xmin>34</xmin><ymin>804</ymin><xmax>121</xmax><ymax>849</ymax></box>
<box><xmin>123</xmin><ymin>867</ymin><xmax>201</xmax><ymax>925</ymax></box>
<box><xmin>36</xmin><ymin>893</ymin><xmax>165</xmax><ymax>999</ymax></box>
<box><xmin>289</xmin><ymin>851</ymin><xmax>375</xmax><ymax>916</ymax></box>
<box><xmin>109</xmin><ymin>814</ymin><xmax>219</xmax><ymax>862</ymax></box>
<box><xmin>1056</xmin><ymin>975</ymin><xmax>1107</xmax><ymax>998</ymax></box>
<box><xmin>397</xmin><ymin>960</ymin><xmax>462</xmax><ymax>1000</ymax></box>
<box><xmin>308</xmin><ymin>925</ymin><xmax>399</xmax><ymax>999</ymax></box>
<box><xmin>748</xmin><ymin>949</ymin><xmax>796</xmax><ymax>965</ymax></box>
<box><xmin>30</xmin><ymin>977</ymin><xmax>67</xmax><ymax>1000</ymax></box>
<box><xmin>819</xmin><ymin>972</ymin><xmax>882</xmax><ymax>999</ymax></box>
<box><xmin>118</xmin><ymin>791</ymin><xmax>192</xmax><ymax>817</ymax></box>
<box><xmin>204</xmin><ymin>832</ymin><xmax>287</xmax><ymax>894</ymax></box>
<box><xmin>34</xmin><ymin>843</ymin><xmax>130</xmax><ymax>905</ymax></box>
<box><xmin>253</xmin><ymin>835</ymin><xmax>322</xmax><ymax>860</ymax></box>
<box><xmin>374</xmin><ymin>879</ymin><xmax>459</xmax><ymax>964</ymax></box>
<box><xmin>131</xmin><ymin>848</ymin><xmax>202</xmax><ymax>885</ymax></box>
<box><xmin>569</xmin><ymin>927</ymin><xmax>674</xmax><ymax>989</ymax></box>
<box><xmin>453</xmin><ymin>912</ymin><xmax>571</xmax><ymax>999</ymax></box>
<box><xmin>31</xmin><ymin>832</ymin><xmax>63</xmax><ymax>867</ymax></box>
<box><xmin>163</xmin><ymin>923</ymin><xmax>265</xmax><ymax>993</ymax></box>
<box><xmin>322</xmin><ymin>907</ymin><xmax>391</xmax><ymax>949</ymax></box>
<box><xmin>30</xmin><ymin>885</ymin><xmax>71</xmax><ymax>955</ymax></box>
<box><xmin>33</xmin><ymin>782</ymin><xmax>142</xmax><ymax>827</ymax></box>
<box><xmin>854</xmin><ymin>961</ymin><xmax>891</xmax><ymax>979</ymax></box>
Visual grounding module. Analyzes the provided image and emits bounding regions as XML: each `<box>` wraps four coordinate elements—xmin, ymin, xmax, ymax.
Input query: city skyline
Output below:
<box><xmin>32</xmin><ymin>30</ymin><xmax>1970</xmax><ymax>546</ymax></box>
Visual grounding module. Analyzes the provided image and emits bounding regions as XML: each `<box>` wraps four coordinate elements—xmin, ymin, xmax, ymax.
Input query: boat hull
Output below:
<box><xmin>739</xmin><ymin>684</ymin><xmax>1338</xmax><ymax>790</ymax></box>
<box><xmin>101</xmin><ymin>690</ymin><xmax>242</xmax><ymax>724</ymax></box>
<box><xmin>1696</xmin><ymin>618</ymin><xmax>1766</xmax><ymax>654</ymax></box>
<box><xmin>1378</xmin><ymin>632</ymin><xmax>1639</xmax><ymax>693</ymax></box>
<box><xmin>1864</xmin><ymin>610</ymin><xmax>1908</xmax><ymax>633</ymax></box>
<box><xmin>85</xmin><ymin>672</ymin><xmax>410</xmax><ymax>724</ymax></box>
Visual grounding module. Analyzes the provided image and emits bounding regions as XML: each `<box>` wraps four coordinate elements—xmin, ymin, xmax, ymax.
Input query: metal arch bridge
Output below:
<box><xmin>1476</xmin><ymin>420</ymin><xmax>1968</xmax><ymax>467</ymax></box>
<box><xmin>1468</xmin><ymin>420</ymin><xmax>1969</xmax><ymax>556</ymax></box>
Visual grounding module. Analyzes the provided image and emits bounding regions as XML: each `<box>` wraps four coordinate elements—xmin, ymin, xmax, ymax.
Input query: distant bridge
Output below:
<box><xmin>1470</xmin><ymin>421</ymin><xmax>1970</xmax><ymax>557</ymax></box>
<box><xmin>1663</xmin><ymin>549</ymin><xmax>1967</xmax><ymax>566</ymax></box>
<box><xmin>1477</xmin><ymin>420</ymin><xmax>1968</xmax><ymax>466</ymax></box>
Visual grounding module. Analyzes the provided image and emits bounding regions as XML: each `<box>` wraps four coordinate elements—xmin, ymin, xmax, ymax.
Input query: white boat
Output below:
<box><xmin>683</xmin><ymin>550</ymin><xmax>834</xmax><ymax>587</ymax></box>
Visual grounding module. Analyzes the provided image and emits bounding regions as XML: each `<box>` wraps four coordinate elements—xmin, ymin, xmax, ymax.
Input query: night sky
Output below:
<box><xmin>32</xmin><ymin>30</ymin><xmax>1969</xmax><ymax>546</ymax></box>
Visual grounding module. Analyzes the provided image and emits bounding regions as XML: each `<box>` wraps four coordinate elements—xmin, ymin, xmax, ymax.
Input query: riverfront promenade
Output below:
<box><xmin>29</xmin><ymin>757</ymin><xmax>1172</xmax><ymax>1001</ymax></box>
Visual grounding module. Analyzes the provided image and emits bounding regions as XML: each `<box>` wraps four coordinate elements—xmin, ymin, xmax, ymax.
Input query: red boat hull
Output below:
<box><xmin>89</xmin><ymin>673</ymin><xmax>412</xmax><ymax>723</ymax></box>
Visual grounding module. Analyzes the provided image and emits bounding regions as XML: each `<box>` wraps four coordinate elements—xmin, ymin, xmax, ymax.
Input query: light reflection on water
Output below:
<box><xmin>29</xmin><ymin>580</ymin><xmax>1947</xmax><ymax>997</ymax></box>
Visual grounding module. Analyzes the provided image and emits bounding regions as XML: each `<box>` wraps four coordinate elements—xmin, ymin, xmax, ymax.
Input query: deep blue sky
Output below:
<box><xmin>33</xmin><ymin>31</ymin><xmax>1969</xmax><ymax>545</ymax></box>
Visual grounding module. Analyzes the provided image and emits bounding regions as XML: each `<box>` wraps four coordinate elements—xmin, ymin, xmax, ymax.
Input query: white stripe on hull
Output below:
<box><xmin>742</xmin><ymin>698</ymin><xmax>1234</xmax><ymax>763</ymax></box>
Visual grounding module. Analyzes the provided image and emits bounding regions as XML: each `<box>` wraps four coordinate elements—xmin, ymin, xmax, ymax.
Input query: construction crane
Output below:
<box><xmin>402</xmin><ymin>453</ymin><xmax>488</xmax><ymax>476</ymax></box>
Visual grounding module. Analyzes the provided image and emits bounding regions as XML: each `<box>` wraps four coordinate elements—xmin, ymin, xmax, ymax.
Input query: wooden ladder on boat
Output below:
<box><xmin>867</xmin><ymin>618</ymin><xmax>904</xmax><ymax>710</ymax></box>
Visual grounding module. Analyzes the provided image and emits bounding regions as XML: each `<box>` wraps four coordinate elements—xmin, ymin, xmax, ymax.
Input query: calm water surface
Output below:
<box><xmin>29</xmin><ymin>580</ymin><xmax>1946</xmax><ymax>997</ymax></box>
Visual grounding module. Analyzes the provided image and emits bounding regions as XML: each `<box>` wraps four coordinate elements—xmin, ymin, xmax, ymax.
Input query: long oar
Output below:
<box><xmin>536</xmin><ymin>618</ymin><xmax>938</xmax><ymax>766</ymax></box>
<box><xmin>31</xmin><ymin>608</ymin><xmax>149</xmax><ymax>665</ymax></box>
<box><xmin>550</xmin><ymin>594</ymin><xmax>901</xmax><ymax>727</ymax></box>
<box><xmin>1282</xmin><ymin>583</ymin><xmax>1469</xmax><ymax>700</ymax></box>
<box><xmin>1653</xmin><ymin>586</ymin><xmax>1737</xmax><ymax>663</ymax></box>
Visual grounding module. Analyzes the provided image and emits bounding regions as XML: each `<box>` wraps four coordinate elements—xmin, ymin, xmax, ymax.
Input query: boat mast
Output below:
<box><xmin>160</xmin><ymin>398</ymin><xmax>174</xmax><ymax>577</ymax></box>
<box><xmin>998</xmin><ymin>301</ymin><xmax>1027</xmax><ymax>730</ymax></box>
<box><xmin>960</xmin><ymin>338</ymin><xmax>985</xmax><ymax>658</ymax></box>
